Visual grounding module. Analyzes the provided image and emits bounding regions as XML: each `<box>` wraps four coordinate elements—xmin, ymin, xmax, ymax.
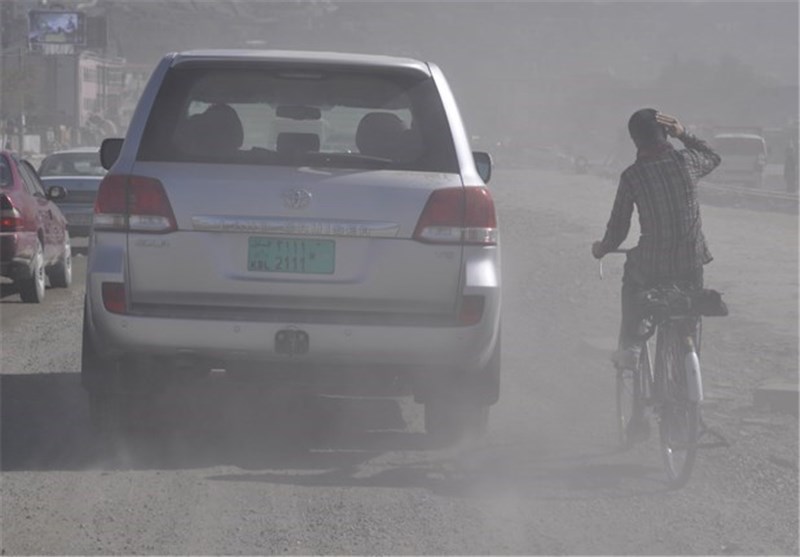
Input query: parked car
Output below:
<box><xmin>38</xmin><ymin>147</ymin><xmax>105</xmax><ymax>236</ymax></box>
<box><xmin>710</xmin><ymin>133</ymin><xmax>768</xmax><ymax>188</ymax></box>
<box><xmin>0</xmin><ymin>150</ymin><xmax>72</xmax><ymax>302</ymax></box>
<box><xmin>83</xmin><ymin>49</ymin><xmax>500</xmax><ymax>442</ymax></box>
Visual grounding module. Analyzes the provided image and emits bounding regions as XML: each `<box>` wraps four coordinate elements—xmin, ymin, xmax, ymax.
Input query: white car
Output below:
<box><xmin>710</xmin><ymin>133</ymin><xmax>767</xmax><ymax>188</ymax></box>
<box><xmin>83</xmin><ymin>50</ymin><xmax>501</xmax><ymax>442</ymax></box>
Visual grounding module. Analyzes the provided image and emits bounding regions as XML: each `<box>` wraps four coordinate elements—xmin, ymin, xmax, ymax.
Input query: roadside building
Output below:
<box><xmin>0</xmin><ymin>0</ymin><xmax>130</xmax><ymax>153</ymax></box>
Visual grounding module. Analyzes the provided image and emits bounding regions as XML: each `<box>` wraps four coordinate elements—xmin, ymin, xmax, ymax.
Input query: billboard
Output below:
<box><xmin>28</xmin><ymin>10</ymin><xmax>86</xmax><ymax>49</ymax></box>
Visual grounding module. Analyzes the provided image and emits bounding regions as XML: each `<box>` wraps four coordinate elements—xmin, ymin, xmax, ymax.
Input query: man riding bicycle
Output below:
<box><xmin>592</xmin><ymin>109</ymin><xmax>721</xmax><ymax>372</ymax></box>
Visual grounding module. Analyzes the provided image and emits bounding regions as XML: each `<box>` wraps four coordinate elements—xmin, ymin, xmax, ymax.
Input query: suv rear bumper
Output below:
<box><xmin>88</xmin><ymin>292</ymin><xmax>499</xmax><ymax>376</ymax></box>
<box><xmin>85</xmin><ymin>237</ymin><xmax>501</xmax><ymax>375</ymax></box>
<box><xmin>87</xmin><ymin>302</ymin><xmax>499</xmax><ymax>371</ymax></box>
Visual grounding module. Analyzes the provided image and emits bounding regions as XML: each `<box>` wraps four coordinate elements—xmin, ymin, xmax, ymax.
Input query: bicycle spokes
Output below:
<box><xmin>657</xmin><ymin>325</ymin><xmax>700</xmax><ymax>488</ymax></box>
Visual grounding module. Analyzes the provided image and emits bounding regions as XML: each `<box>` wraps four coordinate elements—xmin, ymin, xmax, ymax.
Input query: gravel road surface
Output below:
<box><xmin>1</xmin><ymin>168</ymin><xmax>797</xmax><ymax>555</ymax></box>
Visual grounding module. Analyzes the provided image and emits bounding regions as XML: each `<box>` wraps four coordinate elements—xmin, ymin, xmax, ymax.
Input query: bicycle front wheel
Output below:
<box><xmin>617</xmin><ymin>349</ymin><xmax>652</xmax><ymax>449</ymax></box>
<box><xmin>656</xmin><ymin>323</ymin><xmax>700</xmax><ymax>489</ymax></box>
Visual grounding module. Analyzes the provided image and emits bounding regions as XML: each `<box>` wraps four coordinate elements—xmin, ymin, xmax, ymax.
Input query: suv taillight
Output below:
<box><xmin>102</xmin><ymin>282</ymin><xmax>127</xmax><ymax>314</ymax></box>
<box><xmin>94</xmin><ymin>175</ymin><xmax>177</xmax><ymax>233</ymax></box>
<box><xmin>412</xmin><ymin>187</ymin><xmax>498</xmax><ymax>245</ymax></box>
<box><xmin>0</xmin><ymin>195</ymin><xmax>22</xmax><ymax>231</ymax></box>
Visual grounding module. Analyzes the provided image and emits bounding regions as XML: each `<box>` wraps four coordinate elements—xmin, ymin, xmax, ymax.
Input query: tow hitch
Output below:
<box><xmin>275</xmin><ymin>329</ymin><xmax>309</xmax><ymax>356</ymax></box>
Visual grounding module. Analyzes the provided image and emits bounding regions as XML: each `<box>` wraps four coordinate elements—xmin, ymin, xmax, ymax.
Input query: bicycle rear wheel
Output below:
<box><xmin>656</xmin><ymin>323</ymin><xmax>699</xmax><ymax>488</ymax></box>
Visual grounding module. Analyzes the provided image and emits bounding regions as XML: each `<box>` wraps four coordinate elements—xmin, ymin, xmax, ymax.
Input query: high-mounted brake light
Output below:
<box><xmin>0</xmin><ymin>195</ymin><xmax>22</xmax><ymax>231</ymax></box>
<box><xmin>412</xmin><ymin>187</ymin><xmax>497</xmax><ymax>245</ymax></box>
<box><xmin>94</xmin><ymin>175</ymin><xmax>177</xmax><ymax>233</ymax></box>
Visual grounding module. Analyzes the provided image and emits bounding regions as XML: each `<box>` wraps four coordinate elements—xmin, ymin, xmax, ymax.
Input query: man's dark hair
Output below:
<box><xmin>628</xmin><ymin>108</ymin><xmax>667</xmax><ymax>150</ymax></box>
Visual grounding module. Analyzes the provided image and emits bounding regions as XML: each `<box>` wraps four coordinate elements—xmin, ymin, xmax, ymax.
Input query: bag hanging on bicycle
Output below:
<box><xmin>637</xmin><ymin>286</ymin><xmax>728</xmax><ymax>320</ymax></box>
<box><xmin>690</xmin><ymin>289</ymin><xmax>729</xmax><ymax>317</ymax></box>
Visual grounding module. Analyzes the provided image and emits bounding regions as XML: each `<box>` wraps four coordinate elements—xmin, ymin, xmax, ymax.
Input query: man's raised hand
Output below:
<box><xmin>656</xmin><ymin>112</ymin><xmax>685</xmax><ymax>138</ymax></box>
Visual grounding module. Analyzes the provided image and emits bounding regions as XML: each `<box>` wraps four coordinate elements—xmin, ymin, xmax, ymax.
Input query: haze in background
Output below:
<box><xmin>100</xmin><ymin>0</ymin><xmax>798</xmax><ymax>162</ymax></box>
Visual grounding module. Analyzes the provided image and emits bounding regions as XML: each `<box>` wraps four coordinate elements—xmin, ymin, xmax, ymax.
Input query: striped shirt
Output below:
<box><xmin>599</xmin><ymin>133</ymin><xmax>721</xmax><ymax>283</ymax></box>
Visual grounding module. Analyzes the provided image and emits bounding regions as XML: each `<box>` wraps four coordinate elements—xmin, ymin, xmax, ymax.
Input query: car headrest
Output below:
<box><xmin>201</xmin><ymin>104</ymin><xmax>244</xmax><ymax>152</ymax></box>
<box><xmin>355</xmin><ymin>112</ymin><xmax>407</xmax><ymax>159</ymax></box>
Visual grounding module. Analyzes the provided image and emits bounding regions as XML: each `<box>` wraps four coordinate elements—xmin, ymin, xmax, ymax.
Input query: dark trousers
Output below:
<box><xmin>619</xmin><ymin>262</ymin><xmax>704</xmax><ymax>351</ymax></box>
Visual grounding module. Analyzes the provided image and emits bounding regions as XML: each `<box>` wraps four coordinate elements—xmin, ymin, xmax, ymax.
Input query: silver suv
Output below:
<box><xmin>83</xmin><ymin>50</ymin><xmax>501</xmax><ymax>442</ymax></box>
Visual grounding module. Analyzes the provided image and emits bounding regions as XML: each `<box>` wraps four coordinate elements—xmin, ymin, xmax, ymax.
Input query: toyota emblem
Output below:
<box><xmin>283</xmin><ymin>189</ymin><xmax>312</xmax><ymax>210</ymax></box>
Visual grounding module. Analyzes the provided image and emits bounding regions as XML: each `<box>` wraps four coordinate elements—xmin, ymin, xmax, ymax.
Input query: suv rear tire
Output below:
<box><xmin>420</xmin><ymin>333</ymin><xmax>499</xmax><ymax>445</ymax></box>
<box><xmin>424</xmin><ymin>395</ymin><xmax>489</xmax><ymax>445</ymax></box>
<box><xmin>82</xmin><ymin>312</ymin><xmax>127</xmax><ymax>435</ymax></box>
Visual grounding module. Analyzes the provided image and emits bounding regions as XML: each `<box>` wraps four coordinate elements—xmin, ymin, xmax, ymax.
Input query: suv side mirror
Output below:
<box><xmin>473</xmin><ymin>151</ymin><xmax>493</xmax><ymax>184</ymax></box>
<box><xmin>100</xmin><ymin>138</ymin><xmax>124</xmax><ymax>170</ymax></box>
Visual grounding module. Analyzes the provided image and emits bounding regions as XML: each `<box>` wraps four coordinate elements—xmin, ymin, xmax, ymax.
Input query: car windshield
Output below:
<box><xmin>713</xmin><ymin>137</ymin><xmax>766</xmax><ymax>156</ymax></box>
<box><xmin>39</xmin><ymin>151</ymin><xmax>105</xmax><ymax>177</ymax></box>
<box><xmin>138</xmin><ymin>64</ymin><xmax>458</xmax><ymax>172</ymax></box>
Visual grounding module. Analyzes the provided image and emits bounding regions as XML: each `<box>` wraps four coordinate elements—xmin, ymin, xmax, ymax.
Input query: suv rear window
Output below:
<box><xmin>138</xmin><ymin>65</ymin><xmax>458</xmax><ymax>172</ymax></box>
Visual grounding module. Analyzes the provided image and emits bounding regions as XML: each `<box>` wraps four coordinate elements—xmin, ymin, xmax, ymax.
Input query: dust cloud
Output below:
<box><xmin>1</xmin><ymin>2</ymin><xmax>797</xmax><ymax>555</ymax></box>
<box><xmin>102</xmin><ymin>1</ymin><xmax>798</xmax><ymax>163</ymax></box>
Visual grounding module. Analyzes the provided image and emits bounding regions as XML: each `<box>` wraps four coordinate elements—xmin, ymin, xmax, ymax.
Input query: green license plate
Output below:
<box><xmin>247</xmin><ymin>237</ymin><xmax>335</xmax><ymax>274</ymax></box>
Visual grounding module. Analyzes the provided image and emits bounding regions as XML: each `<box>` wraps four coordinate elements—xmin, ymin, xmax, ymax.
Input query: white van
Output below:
<box><xmin>711</xmin><ymin>133</ymin><xmax>767</xmax><ymax>188</ymax></box>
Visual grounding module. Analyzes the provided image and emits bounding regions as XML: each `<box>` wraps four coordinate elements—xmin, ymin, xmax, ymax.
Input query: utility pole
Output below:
<box><xmin>0</xmin><ymin>0</ymin><xmax>9</xmax><ymax>149</ymax></box>
<box><xmin>18</xmin><ymin>47</ymin><xmax>25</xmax><ymax>153</ymax></box>
<box><xmin>0</xmin><ymin>0</ymin><xmax>28</xmax><ymax>153</ymax></box>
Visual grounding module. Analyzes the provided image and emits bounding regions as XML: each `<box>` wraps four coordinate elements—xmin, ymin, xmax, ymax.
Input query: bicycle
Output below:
<box><xmin>601</xmin><ymin>250</ymin><xmax>728</xmax><ymax>488</ymax></box>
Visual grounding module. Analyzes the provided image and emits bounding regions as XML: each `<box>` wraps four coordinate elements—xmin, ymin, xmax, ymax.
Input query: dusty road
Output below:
<box><xmin>1</xmin><ymin>168</ymin><xmax>797</xmax><ymax>555</ymax></box>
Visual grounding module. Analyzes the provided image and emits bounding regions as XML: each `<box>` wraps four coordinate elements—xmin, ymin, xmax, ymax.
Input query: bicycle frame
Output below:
<box><xmin>603</xmin><ymin>249</ymin><xmax>705</xmax><ymax>487</ymax></box>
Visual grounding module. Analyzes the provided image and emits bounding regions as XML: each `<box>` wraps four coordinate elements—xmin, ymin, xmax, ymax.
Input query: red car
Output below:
<box><xmin>0</xmin><ymin>150</ymin><xmax>72</xmax><ymax>302</ymax></box>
